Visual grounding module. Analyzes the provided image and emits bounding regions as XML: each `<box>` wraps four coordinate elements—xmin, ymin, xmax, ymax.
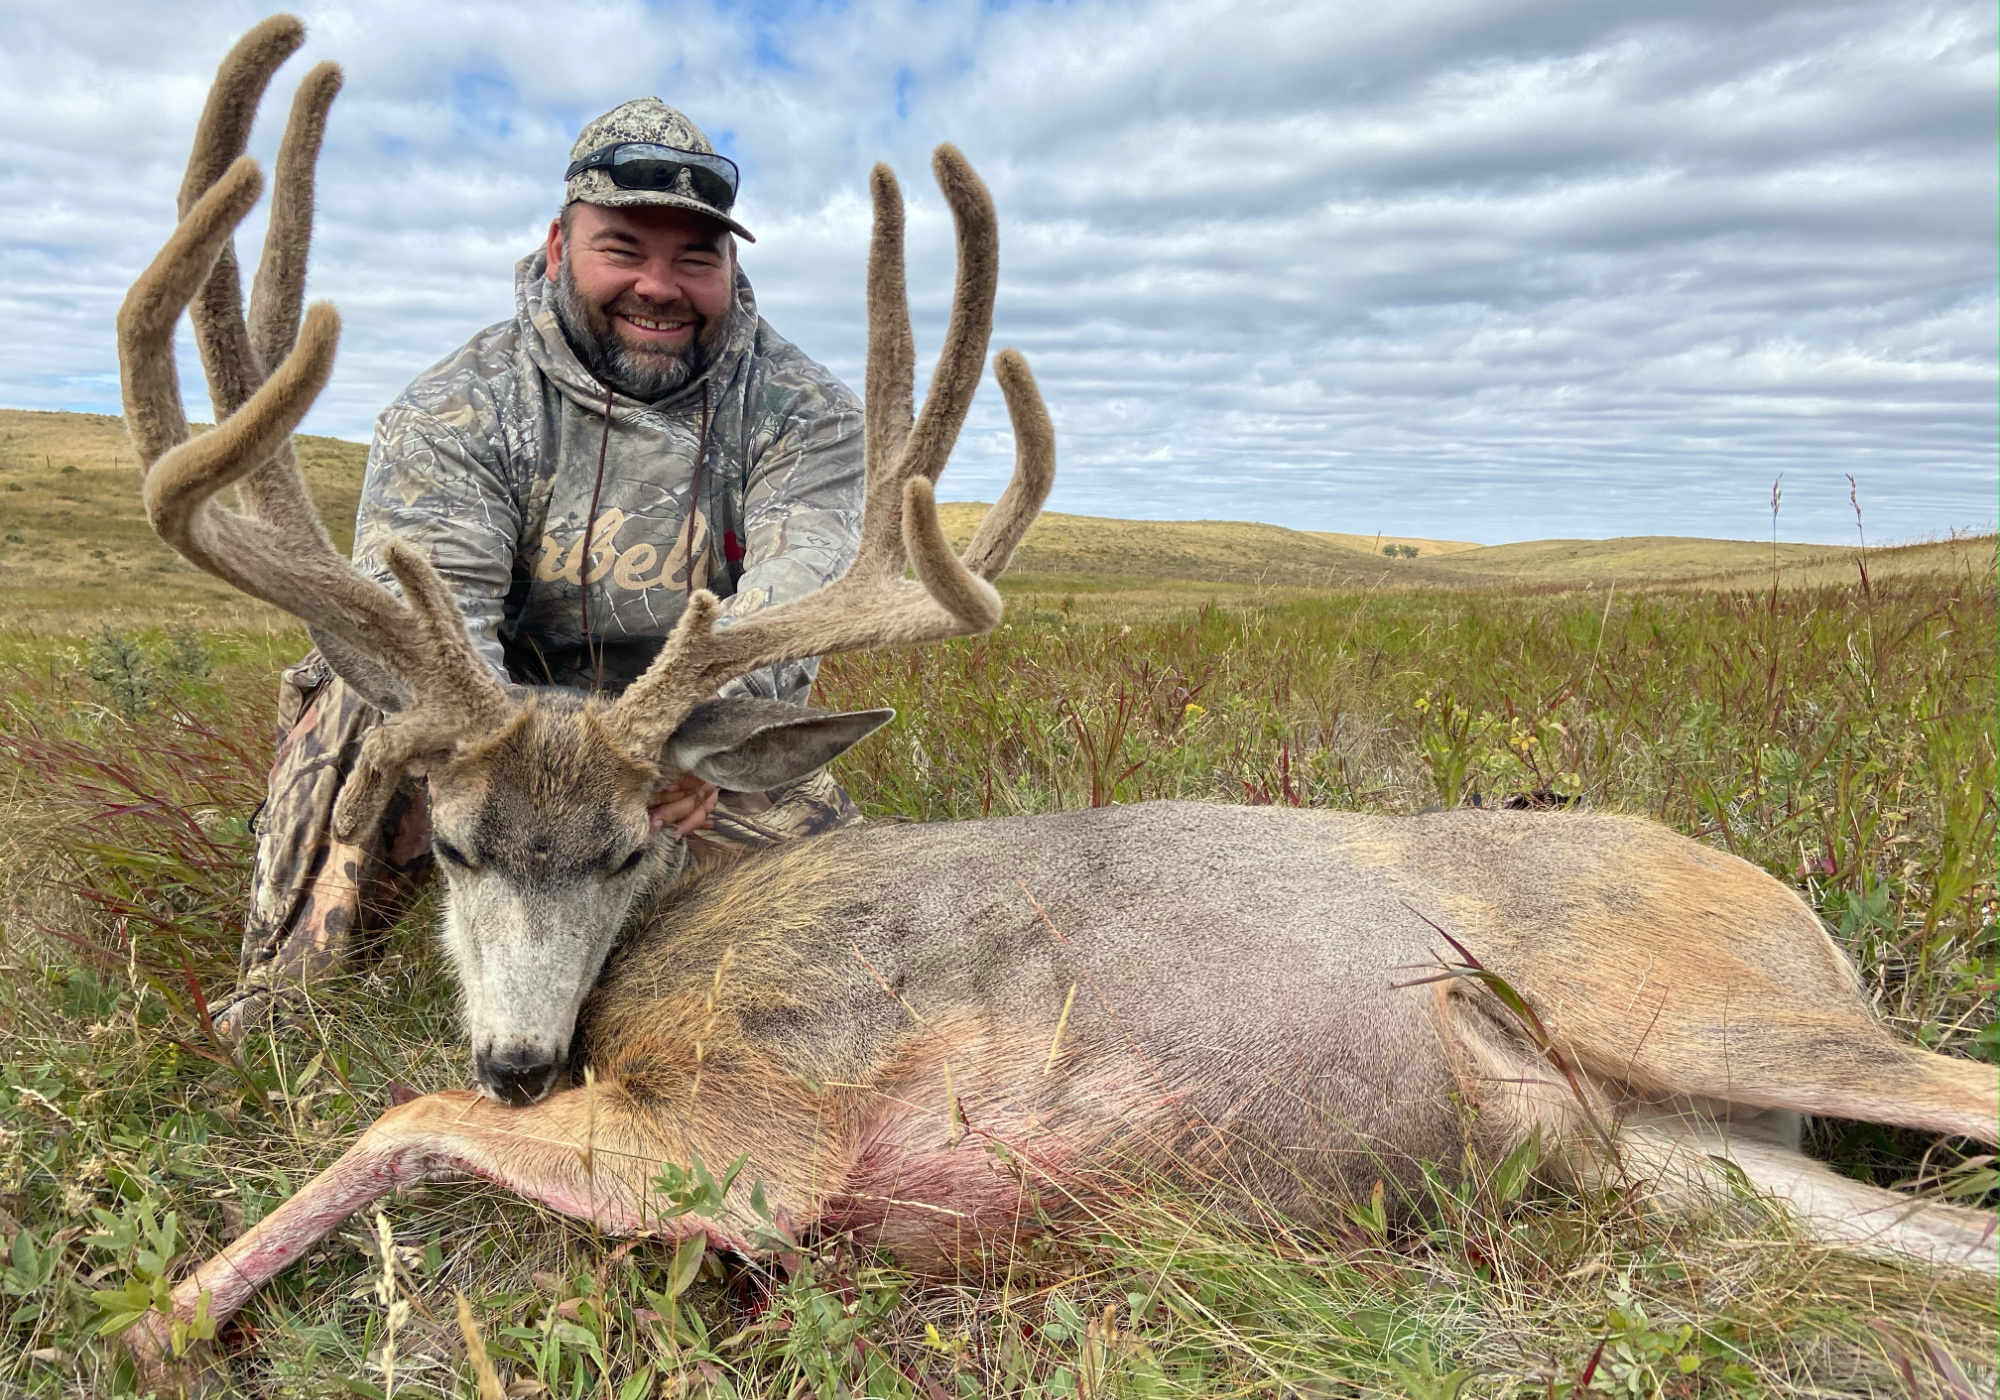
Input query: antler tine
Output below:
<box><xmin>249</xmin><ymin>60</ymin><xmax>342</xmax><ymax>375</ymax></box>
<box><xmin>120</xmin><ymin>158</ymin><xmax>263</xmax><ymax>470</ymax></box>
<box><xmin>178</xmin><ymin>14</ymin><xmax>307</xmax><ymax>419</ymax></box>
<box><xmin>602</xmin><ymin>148</ymin><xmax>1043</xmax><ymax>760</ymax></box>
<box><xmin>862</xmin><ymin>163</ymin><xmax>915</xmax><ymax>490</ymax></box>
<box><xmin>177</xmin><ymin>16</ymin><xmax>303</xmax><ymax>217</ymax></box>
<box><xmin>960</xmin><ymin>348</ymin><xmax>1055</xmax><ymax>580</ymax></box>
<box><xmin>897</xmin><ymin>145</ymin><xmax>999</xmax><ymax>489</ymax></box>
<box><xmin>236</xmin><ymin>58</ymin><xmax>343</xmax><ymax>528</ymax></box>
<box><xmin>850</xmin><ymin>147</ymin><xmax>999</xmax><ymax>580</ymax></box>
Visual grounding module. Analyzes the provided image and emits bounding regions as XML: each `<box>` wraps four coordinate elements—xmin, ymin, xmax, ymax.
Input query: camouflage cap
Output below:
<box><xmin>565</xmin><ymin>98</ymin><xmax>754</xmax><ymax>243</ymax></box>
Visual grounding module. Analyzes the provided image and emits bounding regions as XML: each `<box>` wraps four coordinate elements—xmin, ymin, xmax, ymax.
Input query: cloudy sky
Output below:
<box><xmin>1</xmin><ymin>0</ymin><xmax>1992</xmax><ymax>544</ymax></box>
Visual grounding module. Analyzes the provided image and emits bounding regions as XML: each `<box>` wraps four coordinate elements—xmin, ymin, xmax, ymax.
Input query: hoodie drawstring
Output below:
<box><xmin>683</xmin><ymin>387</ymin><xmax>712</xmax><ymax>606</ymax></box>
<box><xmin>580</xmin><ymin>381</ymin><xmax>615</xmax><ymax>692</ymax></box>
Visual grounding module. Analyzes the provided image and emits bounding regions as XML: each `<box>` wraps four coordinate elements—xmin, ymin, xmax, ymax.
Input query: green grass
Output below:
<box><xmin>0</xmin><ymin>566</ymin><xmax>1995</xmax><ymax>1396</ymax></box>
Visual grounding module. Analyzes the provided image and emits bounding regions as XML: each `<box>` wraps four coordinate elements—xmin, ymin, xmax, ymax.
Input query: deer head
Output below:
<box><xmin>118</xmin><ymin>16</ymin><xmax>1054</xmax><ymax>1105</ymax></box>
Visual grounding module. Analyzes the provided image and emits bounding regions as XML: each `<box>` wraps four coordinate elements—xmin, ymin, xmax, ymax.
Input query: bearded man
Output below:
<box><xmin>216</xmin><ymin>99</ymin><xmax>865</xmax><ymax>1037</ymax></box>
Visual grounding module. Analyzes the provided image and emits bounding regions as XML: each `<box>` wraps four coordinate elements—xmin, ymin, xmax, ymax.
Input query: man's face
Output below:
<box><xmin>547</xmin><ymin>202</ymin><xmax>735</xmax><ymax>401</ymax></box>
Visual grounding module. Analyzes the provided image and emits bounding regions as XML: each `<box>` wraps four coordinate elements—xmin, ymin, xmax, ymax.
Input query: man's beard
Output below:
<box><xmin>551</xmin><ymin>257</ymin><xmax>731</xmax><ymax>402</ymax></box>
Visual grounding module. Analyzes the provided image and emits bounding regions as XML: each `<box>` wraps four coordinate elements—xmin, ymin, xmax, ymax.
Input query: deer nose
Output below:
<box><xmin>476</xmin><ymin>1049</ymin><xmax>562</xmax><ymax>1106</ymax></box>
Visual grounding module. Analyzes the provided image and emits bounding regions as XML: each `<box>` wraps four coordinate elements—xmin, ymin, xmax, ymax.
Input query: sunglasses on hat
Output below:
<box><xmin>565</xmin><ymin>143</ymin><xmax>740</xmax><ymax>213</ymax></box>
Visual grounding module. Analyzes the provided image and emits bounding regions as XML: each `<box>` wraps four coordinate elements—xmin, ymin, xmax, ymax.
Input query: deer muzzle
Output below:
<box><xmin>474</xmin><ymin>1046</ymin><xmax>568</xmax><ymax>1107</ymax></box>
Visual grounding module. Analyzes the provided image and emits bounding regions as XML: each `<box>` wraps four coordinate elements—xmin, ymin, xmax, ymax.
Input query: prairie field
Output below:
<box><xmin>0</xmin><ymin>550</ymin><xmax>1995</xmax><ymax>1398</ymax></box>
<box><xmin>0</xmin><ymin>412</ymin><xmax>1995</xmax><ymax>1398</ymax></box>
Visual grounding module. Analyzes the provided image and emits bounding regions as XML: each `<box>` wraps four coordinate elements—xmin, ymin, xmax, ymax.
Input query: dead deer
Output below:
<box><xmin>119</xmin><ymin>15</ymin><xmax>1994</xmax><ymax>1389</ymax></box>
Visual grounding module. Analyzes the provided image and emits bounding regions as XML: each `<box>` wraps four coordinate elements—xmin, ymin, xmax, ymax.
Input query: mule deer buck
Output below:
<box><xmin>120</xmin><ymin>15</ymin><xmax>1994</xmax><ymax>1387</ymax></box>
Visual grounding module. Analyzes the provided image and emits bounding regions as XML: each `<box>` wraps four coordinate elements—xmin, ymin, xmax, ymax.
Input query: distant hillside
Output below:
<box><xmin>933</xmin><ymin>504</ymin><xmax>1486</xmax><ymax>588</ymax></box>
<box><xmin>1427</xmin><ymin>535</ymin><xmax>1857</xmax><ymax>583</ymax></box>
<box><xmin>0</xmin><ymin>407</ymin><xmax>1989</xmax><ymax>631</ymax></box>
<box><xmin>1420</xmin><ymin>532</ymin><xmax>1995</xmax><ymax>591</ymax></box>
<box><xmin>1305</xmin><ymin>530</ymin><xmax>1483</xmax><ymax>556</ymax></box>
<box><xmin>0</xmin><ymin>408</ymin><xmax>367</xmax><ymax>629</ymax></box>
<box><xmin>933</xmin><ymin>502</ymin><xmax>1981</xmax><ymax>594</ymax></box>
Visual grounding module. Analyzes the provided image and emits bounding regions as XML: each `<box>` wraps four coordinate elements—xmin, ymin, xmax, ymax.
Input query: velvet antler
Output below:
<box><xmin>118</xmin><ymin>16</ymin><xmax>511</xmax><ymax>839</ymax></box>
<box><xmin>600</xmin><ymin>146</ymin><xmax>1055</xmax><ymax>760</ymax></box>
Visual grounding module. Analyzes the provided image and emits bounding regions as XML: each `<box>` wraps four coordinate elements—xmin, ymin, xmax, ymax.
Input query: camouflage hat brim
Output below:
<box><xmin>566</xmin><ymin>176</ymin><xmax>756</xmax><ymax>243</ymax></box>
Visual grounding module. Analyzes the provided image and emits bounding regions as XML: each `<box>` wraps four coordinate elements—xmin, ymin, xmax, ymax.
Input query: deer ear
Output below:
<box><xmin>664</xmin><ymin>697</ymin><xmax>894</xmax><ymax>792</ymax></box>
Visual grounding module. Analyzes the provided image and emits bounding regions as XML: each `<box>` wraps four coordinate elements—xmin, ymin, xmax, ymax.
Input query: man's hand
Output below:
<box><xmin>649</xmin><ymin>771</ymin><xmax>721</xmax><ymax>836</ymax></box>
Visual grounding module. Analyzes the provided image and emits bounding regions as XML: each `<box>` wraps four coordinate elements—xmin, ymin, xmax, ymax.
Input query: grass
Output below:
<box><xmin>0</xmin><ymin>543</ymin><xmax>1993</xmax><ymax>1397</ymax></box>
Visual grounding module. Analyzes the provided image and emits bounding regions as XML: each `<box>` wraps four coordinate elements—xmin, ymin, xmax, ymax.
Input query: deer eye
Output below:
<box><xmin>614</xmin><ymin>846</ymin><xmax>648</xmax><ymax>876</ymax></box>
<box><xmin>434</xmin><ymin>839</ymin><xmax>475</xmax><ymax>870</ymax></box>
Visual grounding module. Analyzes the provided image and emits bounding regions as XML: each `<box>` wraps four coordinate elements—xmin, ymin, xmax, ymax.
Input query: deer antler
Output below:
<box><xmin>173</xmin><ymin>13</ymin><xmax>340</xmax><ymax>417</ymax></box>
<box><xmin>601</xmin><ymin>147</ymin><xmax>1055</xmax><ymax>760</ymax></box>
<box><xmin>118</xmin><ymin>17</ymin><xmax>511</xmax><ymax>840</ymax></box>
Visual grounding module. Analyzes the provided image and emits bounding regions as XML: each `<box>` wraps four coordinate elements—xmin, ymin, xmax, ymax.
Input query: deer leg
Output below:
<box><xmin>1616</xmin><ymin>1108</ymin><xmax>1999</xmax><ymax>1274</ymax></box>
<box><xmin>125</xmin><ymin>1084</ymin><xmax>828</xmax><ymax>1389</ymax></box>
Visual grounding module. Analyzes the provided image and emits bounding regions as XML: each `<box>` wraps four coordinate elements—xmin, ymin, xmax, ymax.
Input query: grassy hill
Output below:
<box><xmin>941</xmin><ymin>503</ymin><xmax>1990</xmax><ymax>596</ymax></box>
<box><xmin>933</xmin><ymin>503</ymin><xmax>1491</xmax><ymax>589</ymax></box>
<box><xmin>1</xmin><ymin>407</ymin><xmax>1990</xmax><ymax>631</ymax></box>
<box><xmin>1418</xmin><ymin>531</ymin><xmax>1994</xmax><ymax>590</ymax></box>
<box><xmin>1305</xmin><ymin>529</ymin><xmax>1482</xmax><ymax>556</ymax></box>
<box><xmin>0</xmin><ymin>408</ymin><xmax>367</xmax><ymax>630</ymax></box>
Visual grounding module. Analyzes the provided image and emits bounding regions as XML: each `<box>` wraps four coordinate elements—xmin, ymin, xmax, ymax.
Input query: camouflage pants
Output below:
<box><xmin>214</xmin><ymin>652</ymin><xmax>863</xmax><ymax>1039</ymax></box>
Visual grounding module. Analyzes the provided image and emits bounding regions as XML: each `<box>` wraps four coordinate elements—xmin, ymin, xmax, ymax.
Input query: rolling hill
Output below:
<box><xmin>1</xmin><ymin>408</ymin><xmax>1989</xmax><ymax>631</ymax></box>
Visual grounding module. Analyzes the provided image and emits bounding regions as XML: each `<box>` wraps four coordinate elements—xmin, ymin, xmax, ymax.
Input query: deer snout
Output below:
<box><xmin>475</xmin><ymin>1047</ymin><xmax>565</xmax><ymax>1106</ymax></box>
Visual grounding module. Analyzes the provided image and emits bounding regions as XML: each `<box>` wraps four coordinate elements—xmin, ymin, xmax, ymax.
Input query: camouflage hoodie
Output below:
<box><xmin>351</xmin><ymin>249</ymin><xmax>864</xmax><ymax>701</ymax></box>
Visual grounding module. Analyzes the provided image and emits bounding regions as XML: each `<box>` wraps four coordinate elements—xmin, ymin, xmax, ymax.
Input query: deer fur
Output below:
<box><xmin>118</xmin><ymin>18</ymin><xmax>1995</xmax><ymax>1393</ymax></box>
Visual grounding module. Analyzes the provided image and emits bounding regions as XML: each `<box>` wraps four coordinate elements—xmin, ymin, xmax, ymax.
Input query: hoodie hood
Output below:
<box><xmin>515</xmin><ymin>248</ymin><xmax>761</xmax><ymax>414</ymax></box>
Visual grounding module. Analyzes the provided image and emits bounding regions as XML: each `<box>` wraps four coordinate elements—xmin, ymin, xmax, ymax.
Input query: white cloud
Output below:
<box><xmin>0</xmin><ymin>0</ymin><xmax>1991</xmax><ymax>542</ymax></box>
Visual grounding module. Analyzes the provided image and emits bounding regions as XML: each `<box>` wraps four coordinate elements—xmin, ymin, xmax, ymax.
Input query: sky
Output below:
<box><xmin>0</xmin><ymin>0</ymin><xmax>1993</xmax><ymax>545</ymax></box>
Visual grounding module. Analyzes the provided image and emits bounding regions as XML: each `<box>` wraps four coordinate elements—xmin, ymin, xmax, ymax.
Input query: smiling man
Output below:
<box><xmin>218</xmin><ymin>100</ymin><xmax>866</xmax><ymax>1037</ymax></box>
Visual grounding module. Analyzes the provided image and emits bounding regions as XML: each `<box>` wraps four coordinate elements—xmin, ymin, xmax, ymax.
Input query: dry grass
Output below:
<box><xmin>0</xmin><ymin>409</ymin><xmax>365</xmax><ymax>633</ymax></box>
<box><xmin>1304</xmin><ymin>529</ymin><xmax>1484</xmax><ymax>556</ymax></box>
<box><xmin>0</xmin><ymin>554</ymin><xmax>1993</xmax><ymax>1397</ymax></box>
<box><xmin>1420</xmin><ymin>532</ymin><xmax>1996</xmax><ymax>590</ymax></box>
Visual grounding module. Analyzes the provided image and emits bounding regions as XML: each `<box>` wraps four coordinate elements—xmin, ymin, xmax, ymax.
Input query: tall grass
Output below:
<box><xmin>0</xmin><ymin>568</ymin><xmax>1993</xmax><ymax>1397</ymax></box>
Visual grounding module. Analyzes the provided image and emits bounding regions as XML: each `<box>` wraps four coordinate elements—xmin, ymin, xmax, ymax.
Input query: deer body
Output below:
<box><xmin>134</xmin><ymin>800</ymin><xmax>1997</xmax><ymax>1368</ymax></box>
<box><xmin>578</xmin><ymin>802</ymin><xmax>1993</xmax><ymax>1251</ymax></box>
<box><xmin>114</xmin><ymin>18</ymin><xmax>1996</xmax><ymax>1387</ymax></box>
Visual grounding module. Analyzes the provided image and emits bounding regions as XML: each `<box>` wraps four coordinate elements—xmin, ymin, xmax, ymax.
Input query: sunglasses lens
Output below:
<box><xmin>689</xmin><ymin>167</ymin><xmax>736</xmax><ymax>207</ymax></box>
<box><xmin>607</xmin><ymin>158</ymin><xmax>674</xmax><ymax>190</ymax></box>
<box><xmin>603</xmin><ymin>147</ymin><xmax>737</xmax><ymax>210</ymax></box>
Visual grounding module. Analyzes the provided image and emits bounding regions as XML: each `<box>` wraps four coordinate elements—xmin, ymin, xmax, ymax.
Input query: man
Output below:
<box><xmin>215</xmin><ymin>98</ymin><xmax>866</xmax><ymax>1037</ymax></box>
